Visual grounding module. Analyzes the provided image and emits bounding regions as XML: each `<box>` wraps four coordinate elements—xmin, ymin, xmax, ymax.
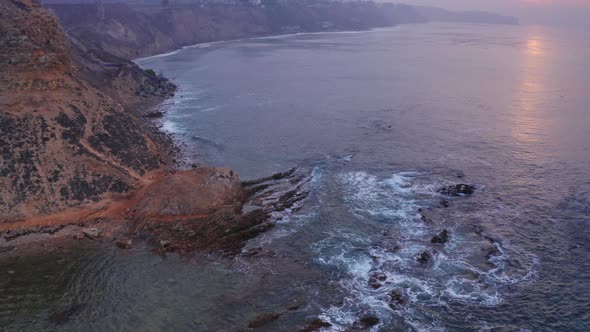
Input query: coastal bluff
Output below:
<box><xmin>0</xmin><ymin>0</ymin><xmax>170</xmax><ymax>224</ymax></box>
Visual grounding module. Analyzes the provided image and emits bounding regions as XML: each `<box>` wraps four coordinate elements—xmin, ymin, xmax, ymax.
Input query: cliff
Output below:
<box><xmin>46</xmin><ymin>2</ymin><xmax>426</xmax><ymax>59</ymax></box>
<box><xmin>0</xmin><ymin>1</ymin><xmax>311</xmax><ymax>257</ymax></box>
<box><xmin>414</xmin><ymin>6</ymin><xmax>519</xmax><ymax>25</ymax></box>
<box><xmin>0</xmin><ymin>0</ymin><xmax>171</xmax><ymax>222</ymax></box>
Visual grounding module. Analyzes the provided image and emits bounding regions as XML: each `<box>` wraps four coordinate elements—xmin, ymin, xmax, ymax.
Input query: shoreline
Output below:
<box><xmin>134</xmin><ymin>25</ymin><xmax>402</xmax><ymax>62</ymax></box>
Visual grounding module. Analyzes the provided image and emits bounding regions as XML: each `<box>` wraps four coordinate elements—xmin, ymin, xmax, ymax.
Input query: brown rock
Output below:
<box><xmin>116</xmin><ymin>239</ymin><xmax>133</xmax><ymax>249</ymax></box>
<box><xmin>131</xmin><ymin>168</ymin><xmax>242</xmax><ymax>221</ymax></box>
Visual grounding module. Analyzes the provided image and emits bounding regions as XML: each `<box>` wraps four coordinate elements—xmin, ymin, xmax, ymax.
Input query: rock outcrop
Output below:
<box><xmin>131</xmin><ymin>168</ymin><xmax>312</xmax><ymax>256</ymax></box>
<box><xmin>0</xmin><ymin>1</ymin><xmax>310</xmax><ymax>258</ymax></box>
<box><xmin>0</xmin><ymin>0</ymin><xmax>166</xmax><ymax>223</ymax></box>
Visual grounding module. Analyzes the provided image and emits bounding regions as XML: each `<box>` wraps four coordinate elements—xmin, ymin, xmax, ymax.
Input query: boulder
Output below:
<box><xmin>82</xmin><ymin>228</ymin><xmax>100</xmax><ymax>239</ymax></box>
<box><xmin>389</xmin><ymin>289</ymin><xmax>407</xmax><ymax>309</ymax></box>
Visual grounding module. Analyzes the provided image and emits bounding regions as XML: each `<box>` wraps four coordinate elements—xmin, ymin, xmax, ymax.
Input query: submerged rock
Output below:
<box><xmin>431</xmin><ymin>230</ymin><xmax>450</xmax><ymax>244</ymax></box>
<box><xmin>437</xmin><ymin>184</ymin><xmax>475</xmax><ymax>196</ymax></box>
<box><xmin>49</xmin><ymin>303</ymin><xmax>86</xmax><ymax>324</ymax></box>
<box><xmin>389</xmin><ymin>289</ymin><xmax>407</xmax><ymax>309</ymax></box>
<box><xmin>439</xmin><ymin>199</ymin><xmax>450</xmax><ymax>208</ymax></box>
<box><xmin>247</xmin><ymin>312</ymin><xmax>281</xmax><ymax>328</ymax></box>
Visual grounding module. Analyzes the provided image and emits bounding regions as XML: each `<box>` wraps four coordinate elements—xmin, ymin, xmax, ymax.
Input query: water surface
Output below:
<box><xmin>2</xmin><ymin>23</ymin><xmax>590</xmax><ymax>331</ymax></box>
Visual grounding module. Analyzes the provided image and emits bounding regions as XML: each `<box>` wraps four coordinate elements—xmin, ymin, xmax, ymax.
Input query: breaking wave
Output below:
<box><xmin>313</xmin><ymin>171</ymin><xmax>540</xmax><ymax>331</ymax></box>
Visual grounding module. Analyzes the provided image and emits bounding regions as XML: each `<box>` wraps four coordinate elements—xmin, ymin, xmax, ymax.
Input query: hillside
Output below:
<box><xmin>46</xmin><ymin>2</ymin><xmax>426</xmax><ymax>59</ymax></box>
<box><xmin>0</xmin><ymin>0</ymin><xmax>173</xmax><ymax>223</ymax></box>
<box><xmin>0</xmin><ymin>0</ymin><xmax>310</xmax><ymax>258</ymax></box>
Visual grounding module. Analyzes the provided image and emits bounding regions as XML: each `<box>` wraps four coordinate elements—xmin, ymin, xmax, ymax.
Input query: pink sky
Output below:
<box><xmin>388</xmin><ymin>0</ymin><xmax>590</xmax><ymax>26</ymax></box>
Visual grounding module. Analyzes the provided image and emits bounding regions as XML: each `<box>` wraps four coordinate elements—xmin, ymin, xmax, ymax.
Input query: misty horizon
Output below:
<box><xmin>380</xmin><ymin>0</ymin><xmax>590</xmax><ymax>27</ymax></box>
<box><xmin>41</xmin><ymin>0</ymin><xmax>590</xmax><ymax>28</ymax></box>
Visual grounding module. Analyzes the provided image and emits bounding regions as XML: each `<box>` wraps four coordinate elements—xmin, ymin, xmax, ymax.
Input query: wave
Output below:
<box><xmin>313</xmin><ymin>170</ymin><xmax>539</xmax><ymax>331</ymax></box>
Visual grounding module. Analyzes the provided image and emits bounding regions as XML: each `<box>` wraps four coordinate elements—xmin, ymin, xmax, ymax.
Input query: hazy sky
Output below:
<box><xmin>390</xmin><ymin>0</ymin><xmax>590</xmax><ymax>27</ymax></box>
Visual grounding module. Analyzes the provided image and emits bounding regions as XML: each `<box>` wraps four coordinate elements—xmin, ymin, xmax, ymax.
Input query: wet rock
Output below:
<box><xmin>368</xmin><ymin>271</ymin><xmax>387</xmax><ymax>289</ymax></box>
<box><xmin>7</xmin><ymin>270</ymin><xmax>15</xmax><ymax>275</ymax></box>
<box><xmin>359</xmin><ymin>315</ymin><xmax>380</xmax><ymax>327</ymax></box>
<box><xmin>143</xmin><ymin>111</ymin><xmax>164</xmax><ymax>118</ymax></box>
<box><xmin>49</xmin><ymin>303</ymin><xmax>85</xmax><ymax>324</ymax></box>
<box><xmin>82</xmin><ymin>228</ymin><xmax>100</xmax><ymax>239</ymax></box>
<box><xmin>431</xmin><ymin>230</ymin><xmax>450</xmax><ymax>244</ymax></box>
<box><xmin>417</xmin><ymin>251</ymin><xmax>432</xmax><ymax>264</ymax></box>
<box><xmin>297</xmin><ymin>318</ymin><xmax>332</xmax><ymax>332</ymax></box>
<box><xmin>437</xmin><ymin>184</ymin><xmax>475</xmax><ymax>196</ymax></box>
<box><xmin>116</xmin><ymin>239</ymin><xmax>133</xmax><ymax>249</ymax></box>
<box><xmin>247</xmin><ymin>312</ymin><xmax>281</xmax><ymax>328</ymax></box>
<box><xmin>389</xmin><ymin>289</ymin><xmax>407</xmax><ymax>309</ymax></box>
<box><xmin>464</xmin><ymin>269</ymin><xmax>481</xmax><ymax>281</ymax></box>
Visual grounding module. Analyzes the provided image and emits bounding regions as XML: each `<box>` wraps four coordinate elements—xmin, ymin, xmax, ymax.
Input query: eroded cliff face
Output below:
<box><xmin>47</xmin><ymin>3</ymin><xmax>425</xmax><ymax>59</ymax></box>
<box><xmin>48</xmin><ymin>3</ymin><xmax>269</xmax><ymax>59</ymax></box>
<box><xmin>0</xmin><ymin>0</ymin><xmax>164</xmax><ymax>222</ymax></box>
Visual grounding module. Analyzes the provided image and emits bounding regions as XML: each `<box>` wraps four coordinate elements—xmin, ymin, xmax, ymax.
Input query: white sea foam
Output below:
<box><xmin>161</xmin><ymin>119</ymin><xmax>183</xmax><ymax>135</ymax></box>
<box><xmin>314</xmin><ymin>170</ymin><xmax>540</xmax><ymax>330</ymax></box>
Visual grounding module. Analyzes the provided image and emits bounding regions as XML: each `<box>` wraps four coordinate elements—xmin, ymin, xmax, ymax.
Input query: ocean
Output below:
<box><xmin>2</xmin><ymin>23</ymin><xmax>589</xmax><ymax>331</ymax></box>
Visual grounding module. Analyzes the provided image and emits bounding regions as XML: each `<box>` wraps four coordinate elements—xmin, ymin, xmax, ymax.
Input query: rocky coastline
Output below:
<box><xmin>0</xmin><ymin>0</ymin><xmax>311</xmax><ymax>258</ymax></box>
